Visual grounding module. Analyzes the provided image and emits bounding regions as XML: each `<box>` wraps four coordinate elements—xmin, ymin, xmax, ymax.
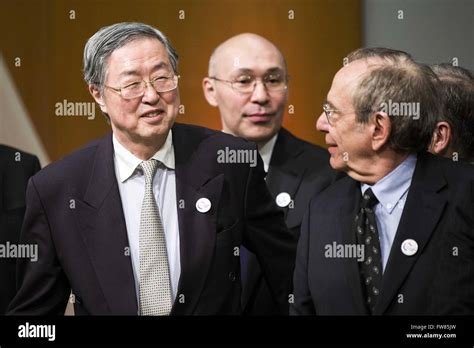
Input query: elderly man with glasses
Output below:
<box><xmin>7</xmin><ymin>22</ymin><xmax>296</xmax><ymax>316</ymax></box>
<box><xmin>291</xmin><ymin>48</ymin><xmax>474</xmax><ymax>315</ymax></box>
<box><xmin>202</xmin><ymin>33</ymin><xmax>336</xmax><ymax>315</ymax></box>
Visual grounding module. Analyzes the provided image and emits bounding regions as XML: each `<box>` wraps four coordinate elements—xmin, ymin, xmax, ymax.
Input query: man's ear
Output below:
<box><xmin>371</xmin><ymin>111</ymin><xmax>391</xmax><ymax>152</ymax></box>
<box><xmin>430</xmin><ymin>121</ymin><xmax>452</xmax><ymax>155</ymax></box>
<box><xmin>202</xmin><ymin>78</ymin><xmax>218</xmax><ymax>107</ymax></box>
<box><xmin>88</xmin><ymin>85</ymin><xmax>107</xmax><ymax>114</ymax></box>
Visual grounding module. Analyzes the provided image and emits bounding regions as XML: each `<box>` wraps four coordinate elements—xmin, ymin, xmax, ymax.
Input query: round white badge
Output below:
<box><xmin>276</xmin><ymin>192</ymin><xmax>292</xmax><ymax>208</ymax></box>
<box><xmin>196</xmin><ymin>198</ymin><xmax>211</xmax><ymax>213</ymax></box>
<box><xmin>401</xmin><ymin>239</ymin><xmax>418</xmax><ymax>256</ymax></box>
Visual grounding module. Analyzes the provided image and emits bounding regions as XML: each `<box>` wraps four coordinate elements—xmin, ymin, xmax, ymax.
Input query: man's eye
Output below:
<box><xmin>123</xmin><ymin>82</ymin><xmax>141</xmax><ymax>90</ymax></box>
<box><xmin>152</xmin><ymin>76</ymin><xmax>169</xmax><ymax>82</ymax></box>
<box><xmin>267</xmin><ymin>78</ymin><xmax>282</xmax><ymax>84</ymax></box>
<box><xmin>265</xmin><ymin>75</ymin><xmax>283</xmax><ymax>84</ymax></box>
<box><xmin>235</xmin><ymin>77</ymin><xmax>253</xmax><ymax>85</ymax></box>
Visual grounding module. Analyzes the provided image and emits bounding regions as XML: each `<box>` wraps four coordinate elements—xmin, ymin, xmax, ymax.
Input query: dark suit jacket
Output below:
<box><xmin>291</xmin><ymin>152</ymin><xmax>474</xmax><ymax>315</ymax></box>
<box><xmin>7</xmin><ymin>123</ymin><xmax>297</xmax><ymax>315</ymax></box>
<box><xmin>241</xmin><ymin>128</ymin><xmax>336</xmax><ymax>315</ymax></box>
<box><xmin>0</xmin><ymin>145</ymin><xmax>40</xmax><ymax>314</ymax></box>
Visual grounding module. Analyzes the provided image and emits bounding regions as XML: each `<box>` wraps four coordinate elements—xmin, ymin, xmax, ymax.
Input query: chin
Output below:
<box><xmin>138</xmin><ymin>125</ymin><xmax>170</xmax><ymax>140</ymax></box>
<box><xmin>329</xmin><ymin>157</ymin><xmax>347</xmax><ymax>172</ymax></box>
<box><xmin>245</xmin><ymin>134</ymin><xmax>272</xmax><ymax>144</ymax></box>
<box><xmin>242</xmin><ymin>127</ymin><xmax>278</xmax><ymax>143</ymax></box>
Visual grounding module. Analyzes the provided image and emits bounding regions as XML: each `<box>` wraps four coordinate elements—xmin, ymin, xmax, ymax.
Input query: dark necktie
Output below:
<box><xmin>355</xmin><ymin>188</ymin><xmax>382</xmax><ymax>314</ymax></box>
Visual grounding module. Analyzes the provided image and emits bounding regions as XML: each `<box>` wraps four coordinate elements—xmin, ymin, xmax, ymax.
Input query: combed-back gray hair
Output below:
<box><xmin>430</xmin><ymin>63</ymin><xmax>474</xmax><ymax>161</ymax></box>
<box><xmin>347</xmin><ymin>47</ymin><xmax>413</xmax><ymax>65</ymax></box>
<box><xmin>83</xmin><ymin>22</ymin><xmax>178</xmax><ymax>92</ymax></box>
<box><xmin>431</xmin><ymin>63</ymin><xmax>473</xmax><ymax>80</ymax></box>
<box><xmin>352</xmin><ymin>61</ymin><xmax>441</xmax><ymax>154</ymax></box>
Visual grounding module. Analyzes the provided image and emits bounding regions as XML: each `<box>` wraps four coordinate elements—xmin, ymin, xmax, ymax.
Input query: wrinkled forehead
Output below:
<box><xmin>115</xmin><ymin>37</ymin><xmax>167</xmax><ymax>59</ymax></box>
<box><xmin>105</xmin><ymin>37</ymin><xmax>172</xmax><ymax>77</ymax></box>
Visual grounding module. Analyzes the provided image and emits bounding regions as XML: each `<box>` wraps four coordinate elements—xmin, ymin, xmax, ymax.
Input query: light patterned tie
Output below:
<box><xmin>138</xmin><ymin>159</ymin><xmax>172</xmax><ymax>316</ymax></box>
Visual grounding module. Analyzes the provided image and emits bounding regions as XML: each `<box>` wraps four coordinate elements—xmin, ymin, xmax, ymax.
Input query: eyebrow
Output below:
<box><xmin>118</xmin><ymin>62</ymin><xmax>171</xmax><ymax>78</ymax></box>
<box><xmin>265</xmin><ymin>67</ymin><xmax>285</xmax><ymax>74</ymax></box>
<box><xmin>327</xmin><ymin>99</ymin><xmax>345</xmax><ymax>113</ymax></box>
<box><xmin>324</xmin><ymin>99</ymin><xmax>335</xmax><ymax>108</ymax></box>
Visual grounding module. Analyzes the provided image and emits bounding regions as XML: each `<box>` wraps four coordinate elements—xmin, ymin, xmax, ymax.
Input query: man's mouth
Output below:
<box><xmin>140</xmin><ymin>109</ymin><xmax>165</xmax><ymax>122</ymax></box>
<box><xmin>327</xmin><ymin>144</ymin><xmax>338</xmax><ymax>154</ymax></box>
<box><xmin>326</xmin><ymin>139</ymin><xmax>338</xmax><ymax>154</ymax></box>
<box><xmin>245</xmin><ymin>112</ymin><xmax>274</xmax><ymax>123</ymax></box>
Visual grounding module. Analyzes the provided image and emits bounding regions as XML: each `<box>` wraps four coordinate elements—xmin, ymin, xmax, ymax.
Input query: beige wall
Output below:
<box><xmin>0</xmin><ymin>0</ymin><xmax>361</xmax><ymax>162</ymax></box>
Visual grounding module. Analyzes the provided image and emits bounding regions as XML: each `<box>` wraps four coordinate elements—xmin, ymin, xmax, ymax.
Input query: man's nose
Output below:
<box><xmin>250</xmin><ymin>81</ymin><xmax>270</xmax><ymax>104</ymax></box>
<box><xmin>316</xmin><ymin>112</ymin><xmax>329</xmax><ymax>133</ymax></box>
<box><xmin>141</xmin><ymin>82</ymin><xmax>161</xmax><ymax>104</ymax></box>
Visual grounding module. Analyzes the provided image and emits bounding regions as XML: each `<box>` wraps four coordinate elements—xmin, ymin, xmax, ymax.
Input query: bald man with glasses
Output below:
<box><xmin>203</xmin><ymin>33</ymin><xmax>336</xmax><ymax>315</ymax></box>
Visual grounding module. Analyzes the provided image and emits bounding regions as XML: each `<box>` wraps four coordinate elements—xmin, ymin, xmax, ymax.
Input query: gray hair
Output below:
<box><xmin>431</xmin><ymin>63</ymin><xmax>474</xmax><ymax>161</ymax></box>
<box><xmin>347</xmin><ymin>47</ymin><xmax>413</xmax><ymax>65</ymax></box>
<box><xmin>83</xmin><ymin>22</ymin><xmax>179</xmax><ymax>92</ymax></box>
<box><xmin>352</xmin><ymin>61</ymin><xmax>441</xmax><ymax>154</ymax></box>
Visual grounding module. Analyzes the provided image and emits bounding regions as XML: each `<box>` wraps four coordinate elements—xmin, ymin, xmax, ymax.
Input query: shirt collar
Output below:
<box><xmin>113</xmin><ymin>130</ymin><xmax>175</xmax><ymax>183</ymax></box>
<box><xmin>258</xmin><ymin>133</ymin><xmax>279</xmax><ymax>173</ymax></box>
<box><xmin>361</xmin><ymin>154</ymin><xmax>417</xmax><ymax>214</ymax></box>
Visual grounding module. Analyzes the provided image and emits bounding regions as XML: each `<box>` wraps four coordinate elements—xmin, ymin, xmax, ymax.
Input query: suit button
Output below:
<box><xmin>228</xmin><ymin>272</ymin><xmax>236</xmax><ymax>282</ymax></box>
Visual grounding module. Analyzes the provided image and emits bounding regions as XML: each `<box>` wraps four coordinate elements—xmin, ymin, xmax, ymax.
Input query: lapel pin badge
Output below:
<box><xmin>276</xmin><ymin>192</ymin><xmax>292</xmax><ymax>208</ymax></box>
<box><xmin>196</xmin><ymin>197</ymin><xmax>211</xmax><ymax>213</ymax></box>
<box><xmin>401</xmin><ymin>239</ymin><xmax>418</xmax><ymax>256</ymax></box>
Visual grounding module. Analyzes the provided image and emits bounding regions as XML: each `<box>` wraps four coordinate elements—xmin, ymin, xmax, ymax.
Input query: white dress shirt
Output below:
<box><xmin>258</xmin><ymin>133</ymin><xmax>278</xmax><ymax>173</ymax></box>
<box><xmin>113</xmin><ymin>131</ymin><xmax>181</xmax><ymax>304</ymax></box>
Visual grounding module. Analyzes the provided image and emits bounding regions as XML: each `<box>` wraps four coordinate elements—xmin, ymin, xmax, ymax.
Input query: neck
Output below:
<box><xmin>257</xmin><ymin>138</ymin><xmax>271</xmax><ymax>151</ymax></box>
<box><xmin>114</xmin><ymin>131</ymin><xmax>167</xmax><ymax>161</ymax></box>
<box><xmin>348</xmin><ymin>151</ymin><xmax>410</xmax><ymax>185</ymax></box>
<box><xmin>221</xmin><ymin>124</ymin><xmax>276</xmax><ymax>150</ymax></box>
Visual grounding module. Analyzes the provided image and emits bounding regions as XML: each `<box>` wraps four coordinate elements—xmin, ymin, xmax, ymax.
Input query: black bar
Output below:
<box><xmin>0</xmin><ymin>316</ymin><xmax>473</xmax><ymax>346</ymax></box>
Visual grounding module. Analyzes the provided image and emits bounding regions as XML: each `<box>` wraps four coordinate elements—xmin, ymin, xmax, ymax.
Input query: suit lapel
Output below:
<box><xmin>73</xmin><ymin>133</ymin><xmax>138</xmax><ymax>314</ymax></box>
<box><xmin>243</xmin><ymin>130</ymin><xmax>304</xmax><ymax>309</ymax></box>
<box><xmin>375</xmin><ymin>153</ymin><xmax>447</xmax><ymax>314</ymax></box>
<box><xmin>170</xmin><ymin>124</ymin><xmax>224</xmax><ymax>315</ymax></box>
<box><xmin>339</xmin><ymin>179</ymin><xmax>369</xmax><ymax>315</ymax></box>
<box><xmin>266</xmin><ymin>129</ymin><xmax>306</xmax><ymax>225</ymax></box>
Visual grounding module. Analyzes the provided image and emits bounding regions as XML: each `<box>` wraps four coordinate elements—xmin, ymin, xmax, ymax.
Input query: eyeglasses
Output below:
<box><xmin>323</xmin><ymin>103</ymin><xmax>341</xmax><ymax>125</ymax></box>
<box><xmin>105</xmin><ymin>74</ymin><xmax>180</xmax><ymax>99</ymax></box>
<box><xmin>323</xmin><ymin>103</ymin><xmax>358</xmax><ymax>125</ymax></box>
<box><xmin>208</xmin><ymin>74</ymin><xmax>288</xmax><ymax>94</ymax></box>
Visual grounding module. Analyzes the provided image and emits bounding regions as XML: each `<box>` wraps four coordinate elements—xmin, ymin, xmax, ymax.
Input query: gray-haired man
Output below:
<box><xmin>8</xmin><ymin>22</ymin><xmax>296</xmax><ymax>315</ymax></box>
<box><xmin>292</xmin><ymin>48</ymin><xmax>474</xmax><ymax>315</ymax></box>
<box><xmin>428</xmin><ymin>63</ymin><xmax>474</xmax><ymax>163</ymax></box>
